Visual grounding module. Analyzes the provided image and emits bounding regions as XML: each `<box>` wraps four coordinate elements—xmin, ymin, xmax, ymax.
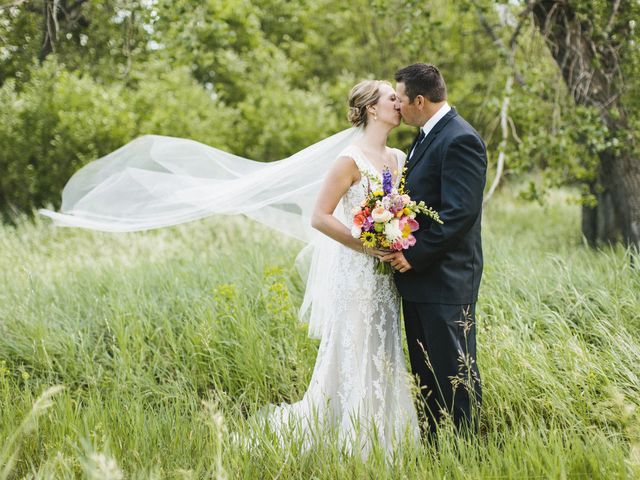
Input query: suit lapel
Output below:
<box><xmin>405</xmin><ymin>108</ymin><xmax>458</xmax><ymax>176</ymax></box>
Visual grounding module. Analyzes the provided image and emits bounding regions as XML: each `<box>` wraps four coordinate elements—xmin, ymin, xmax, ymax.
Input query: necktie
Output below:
<box><xmin>409</xmin><ymin>129</ymin><xmax>426</xmax><ymax>160</ymax></box>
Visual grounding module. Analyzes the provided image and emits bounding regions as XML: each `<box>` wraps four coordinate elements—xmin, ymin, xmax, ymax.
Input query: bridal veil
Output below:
<box><xmin>39</xmin><ymin>128</ymin><xmax>363</xmax><ymax>339</ymax></box>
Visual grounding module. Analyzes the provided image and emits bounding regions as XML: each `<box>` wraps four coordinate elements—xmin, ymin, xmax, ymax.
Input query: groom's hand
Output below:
<box><xmin>381</xmin><ymin>251</ymin><xmax>413</xmax><ymax>273</ymax></box>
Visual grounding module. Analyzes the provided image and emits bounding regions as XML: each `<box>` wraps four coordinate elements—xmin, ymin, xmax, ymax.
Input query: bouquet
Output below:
<box><xmin>350</xmin><ymin>166</ymin><xmax>442</xmax><ymax>273</ymax></box>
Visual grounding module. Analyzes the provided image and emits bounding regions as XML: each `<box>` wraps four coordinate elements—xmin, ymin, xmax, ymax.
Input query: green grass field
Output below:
<box><xmin>1</xmin><ymin>189</ymin><xmax>639</xmax><ymax>479</ymax></box>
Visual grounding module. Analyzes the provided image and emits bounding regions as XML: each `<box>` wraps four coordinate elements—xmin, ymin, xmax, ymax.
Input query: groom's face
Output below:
<box><xmin>395</xmin><ymin>82</ymin><xmax>421</xmax><ymax>127</ymax></box>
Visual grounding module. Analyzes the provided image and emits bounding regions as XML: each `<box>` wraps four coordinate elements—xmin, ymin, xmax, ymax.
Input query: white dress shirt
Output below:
<box><xmin>409</xmin><ymin>102</ymin><xmax>451</xmax><ymax>159</ymax></box>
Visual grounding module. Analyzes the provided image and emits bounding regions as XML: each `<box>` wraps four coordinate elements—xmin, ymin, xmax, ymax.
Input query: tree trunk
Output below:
<box><xmin>605</xmin><ymin>149</ymin><xmax>640</xmax><ymax>246</ymax></box>
<box><xmin>532</xmin><ymin>0</ymin><xmax>640</xmax><ymax>248</ymax></box>
<box><xmin>581</xmin><ymin>186</ymin><xmax>620</xmax><ymax>247</ymax></box>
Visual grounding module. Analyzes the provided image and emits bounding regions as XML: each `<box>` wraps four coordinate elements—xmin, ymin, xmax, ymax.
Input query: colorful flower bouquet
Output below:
<box><xmin>350</xmin><ymin>166</ymin><xmax>442</xmax><ymax>273</ymax></box>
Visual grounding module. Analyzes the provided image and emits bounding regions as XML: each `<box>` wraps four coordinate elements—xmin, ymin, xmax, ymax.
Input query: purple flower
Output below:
<box><xmin>363</xmin><ymin>216</ymin><xmax>374</xmax><ymax>231</ymax></box>
<box><xmin>385</xmin><ymin>193</ymin><xmax>404</xmax><ymax>213</ymax></box>
<box><xmin>391</xmin><ymin>195</ymin><xmax>404</xmax><ymax>212</ymax></box>
<box><xmin>382</xmin><ymin>167</ymin><xmax>393</xmax><ymax>195</ymax></box>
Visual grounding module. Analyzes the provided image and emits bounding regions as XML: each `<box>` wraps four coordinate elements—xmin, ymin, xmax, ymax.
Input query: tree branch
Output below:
<box><xmin>484</xmin><ymin>75</ymin><xmax>513</xmax><ymax>205</ymax></box>
<box><xmin>475</xmin><ymin>6</ymin><xmax>525</xmax><ymax>86</ymax></box>
<box><xmin>605</xmin><ymin>0</ymin><xmax>621</xmax><ymax>36</ymax></box>
<box><xmin>509</xmin><ymin>0</ymin><xmax>539</xmax><ymax>50</ymax></box>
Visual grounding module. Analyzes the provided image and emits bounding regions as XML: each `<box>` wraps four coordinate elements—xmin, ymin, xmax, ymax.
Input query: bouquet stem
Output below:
<box><xmin>374</xmin><ymin>258</ymin><xmax>393</xmax><ymax>275</ymax></box>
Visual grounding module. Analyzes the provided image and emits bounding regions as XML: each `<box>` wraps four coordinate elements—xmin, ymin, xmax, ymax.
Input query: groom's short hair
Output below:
<box><xmin>395</xmin><ymin>63</ymin><xmax>447</xmax><ymax>103</ymax></box>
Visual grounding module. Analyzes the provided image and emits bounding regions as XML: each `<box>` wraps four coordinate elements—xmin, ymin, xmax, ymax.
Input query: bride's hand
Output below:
<box><xmin>362</xmin><ymin>247</ymin><xmax>392</xmax><ymax>259</ymax></box>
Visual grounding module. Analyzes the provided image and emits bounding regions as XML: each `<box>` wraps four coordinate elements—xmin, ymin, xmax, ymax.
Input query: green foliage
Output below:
<box><xmin>234</xmin><ymin>78</ymin><xmax>344</xmax><ymax>161</ymax></box>
<box><xmin>0</xmin><ymin>4</ymin><xmax>41</xmax><ymax>83</ymax></box>
<box><xmin>0</xmin><ymin>192</ymin><xmax>639</xmax><ymax>477</ymax></box>
<box><xmin>0</xmin><ymin>1</ymin><xmax>158</xmax><ymax>84</ymax></box>
<box><xmin>1</xmin><ymin>0</ymin><xmax>409</xmax><ymax>212</ymax></box>
<box><xmin>0</xmin><ymin>59</ymin><xmax>237</xmax><ymax>214</ymax></box>
<box><xmin>0</xmin><ymin>0</ymin><xmax>638</xmax><ymax>216</ymax></box>
<box><xmin>126</xmin><ymin>61</ymin><xmax>238</xmax><ymax>148</ymax></box>
<box><xmin>0</xmin><ymin>60</ymin><xmax>135</xmax><ymax>214</ymax></box>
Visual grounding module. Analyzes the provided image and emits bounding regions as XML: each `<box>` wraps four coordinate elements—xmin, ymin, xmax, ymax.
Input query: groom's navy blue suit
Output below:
<box><xmin>395</xmin><ymin>107</ymin><xmax>486</xmax><ymax>435</ymax></box>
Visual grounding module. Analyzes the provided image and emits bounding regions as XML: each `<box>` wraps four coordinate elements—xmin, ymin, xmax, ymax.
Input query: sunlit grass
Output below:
<box><xmin>1</xmin><ymin>189</ymin><xmax>639</xmax><ymax>478</ymax></box>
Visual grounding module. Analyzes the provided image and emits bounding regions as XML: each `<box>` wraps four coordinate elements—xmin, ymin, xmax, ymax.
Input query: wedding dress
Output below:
<box><xmin>261</xmin><ymin>145</ymin><xmax>420</xmax><ymax>458</ymax></box>
<box><xmin>38</xmin><ymin>131</ymin><xmax>420</xmax><ymax>457</ymax></box>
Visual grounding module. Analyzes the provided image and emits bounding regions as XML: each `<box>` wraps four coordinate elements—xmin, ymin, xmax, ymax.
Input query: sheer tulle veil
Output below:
<box><xmin>39</xmin><ymin>127</ymin><xmax>363</xmax><ymax>339</ymax></box>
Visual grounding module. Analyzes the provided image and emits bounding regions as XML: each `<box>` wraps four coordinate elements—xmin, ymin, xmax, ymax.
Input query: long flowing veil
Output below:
<box><xmin>39</xmin><ymin>128</ymin><xmax>362</xmax><ymax>339</ymax></box>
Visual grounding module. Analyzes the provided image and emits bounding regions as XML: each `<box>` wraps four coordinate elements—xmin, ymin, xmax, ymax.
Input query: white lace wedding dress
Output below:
<box><xmin>35</xmin><ymin>127</ymin><xmax>419</xmax><ymax>457</ymax></box>
<box><xmin>261</xmin><ymin>145</ymin><xmax>420</xmax><ymax>458</ymax></box>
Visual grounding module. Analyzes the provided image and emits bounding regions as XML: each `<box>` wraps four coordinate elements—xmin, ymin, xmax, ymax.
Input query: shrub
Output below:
<box><xmin>0</xmin><ymin>59</ymin><xmax>238</xmax><ymax>215</ymax></box>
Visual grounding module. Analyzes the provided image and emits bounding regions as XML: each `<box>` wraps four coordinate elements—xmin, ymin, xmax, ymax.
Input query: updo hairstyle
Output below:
<box><xmin>347</xmin><ymin>80</ymin><xmax>389</xmax><ymax>127</ymax></box>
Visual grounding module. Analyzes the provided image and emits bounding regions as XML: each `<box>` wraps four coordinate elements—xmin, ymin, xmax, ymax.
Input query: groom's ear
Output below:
<box><xmin>415</xmin><ymin>95</ymin><xmax>426</xmax><ymax>110</ymax></box>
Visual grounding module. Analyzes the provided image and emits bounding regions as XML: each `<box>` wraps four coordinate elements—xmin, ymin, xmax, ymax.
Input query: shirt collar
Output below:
<box><xmin>420</xmin><ymin>102</ymin><xmax>451</xmax><ymax>138</ymax></box>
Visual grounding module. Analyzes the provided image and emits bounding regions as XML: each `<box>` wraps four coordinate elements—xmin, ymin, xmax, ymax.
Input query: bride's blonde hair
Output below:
<box><xmin>347</xmin><ymin>80</ymin><xmax>390</xmax><ymax>128</ymax></box>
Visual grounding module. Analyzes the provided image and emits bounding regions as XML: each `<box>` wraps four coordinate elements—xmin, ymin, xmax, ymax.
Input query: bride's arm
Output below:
<box><xmin>311</xmin><ymin>156</ymin><xmax>380</xmax><ymax>256</ymax></box>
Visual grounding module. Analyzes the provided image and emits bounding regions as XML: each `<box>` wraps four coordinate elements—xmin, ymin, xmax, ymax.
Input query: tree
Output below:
<box><xmin>530</xmin><ymin>0</ymin><xmax>640</xmax><ymax>247</ymax></box>
<box><xmin>2</xmin><ymin>0</ymin><xmax>637</xmax><ymax>242</ymax></box>
<box><xmin>0</xmin><ymin>0</ymin><xmax>156</xmax><ymax>85</ymax></box>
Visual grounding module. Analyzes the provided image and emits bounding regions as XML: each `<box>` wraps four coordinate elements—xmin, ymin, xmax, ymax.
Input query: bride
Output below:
<box><xmin>39</xmin><ymin>80</ymin><xmax>420</xmax><ymax>457</ymax></box>
<box><xmin>259</xmin><ymin>80</ymin><xmax>420</xmax><ymax>456</ymax></box>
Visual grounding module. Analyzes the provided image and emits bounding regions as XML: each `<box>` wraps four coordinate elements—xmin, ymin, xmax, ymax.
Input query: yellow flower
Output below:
<box><xmin>373</xmin><ymin>190</ymin><xmax>384</xmax><ymax>197</ymax></box>
<box><xmin>403</xmin><ymin>207</ymin><xmax>411</xmax><ymax>216</ymax></box>
<box><xmin>362</xmin><ymin>232</ymin><xmax>377</xmax><ymax>248</ymax></box>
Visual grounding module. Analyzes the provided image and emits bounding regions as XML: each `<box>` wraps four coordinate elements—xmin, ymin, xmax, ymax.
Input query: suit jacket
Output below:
<box><xmin>395</xmin><ymin>108</ymin><xmax>487</xmax><ymax>304</ymax></box>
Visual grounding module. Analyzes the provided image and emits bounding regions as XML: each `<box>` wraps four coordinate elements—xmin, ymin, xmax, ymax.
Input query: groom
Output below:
<box><xmin>382</xmin><ymin>63</ymin><xmax>487</xmax><ymax>437</ymax></box>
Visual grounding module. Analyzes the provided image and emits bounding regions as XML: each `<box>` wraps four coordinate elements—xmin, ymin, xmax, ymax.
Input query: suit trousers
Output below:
<box><xmin>402</xmin><ymin>300</ymin><xmax>482</xmax><ymax>436</ymax></box>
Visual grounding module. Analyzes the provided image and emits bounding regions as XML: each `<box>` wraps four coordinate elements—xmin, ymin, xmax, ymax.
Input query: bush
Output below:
<box><xmin>0</xmin><ymin>59</ymin><xmax>238</xmax><ymax>215</ymax></box>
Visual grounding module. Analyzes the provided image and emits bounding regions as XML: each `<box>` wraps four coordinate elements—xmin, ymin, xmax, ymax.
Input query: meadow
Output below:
<box><xmin>1</xmin><ymin>189</ymin><xmax>639</xmax><ymax>479</ymax></box>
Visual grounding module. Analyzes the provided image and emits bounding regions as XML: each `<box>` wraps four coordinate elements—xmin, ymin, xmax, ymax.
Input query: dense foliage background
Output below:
<box><xmin>2</xmin><ymin>0</ymin><xmax>637</xmax><ymax>234</ymax></box>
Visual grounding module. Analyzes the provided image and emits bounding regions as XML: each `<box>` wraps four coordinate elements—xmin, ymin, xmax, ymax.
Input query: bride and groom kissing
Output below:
<box><xmin>265</xmin><ymin>62</ymin><xmax>487</xmax><ymax>455</ymax></box>
<box><xmin>40</xmin><ymin>62</ymin><xmax>487</xmax><ymax>457</ymax></box>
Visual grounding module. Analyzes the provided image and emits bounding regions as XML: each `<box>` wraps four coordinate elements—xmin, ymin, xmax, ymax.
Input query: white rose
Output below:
<box><xmin>384</xmin><ymin>219</ymin><xmax>402</xmax><ymax>242</ymax></box>
<box><xmin>351</xmin><ymin>225</ymin><xmax>362</xmax><ymax>238</ymax></box>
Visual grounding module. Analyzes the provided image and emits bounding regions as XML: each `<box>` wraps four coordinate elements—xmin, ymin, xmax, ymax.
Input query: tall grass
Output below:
<box><xmin>1</xmin><ymin>189</ymin><xmax>638</xmax><ymax>478</ymax></box>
